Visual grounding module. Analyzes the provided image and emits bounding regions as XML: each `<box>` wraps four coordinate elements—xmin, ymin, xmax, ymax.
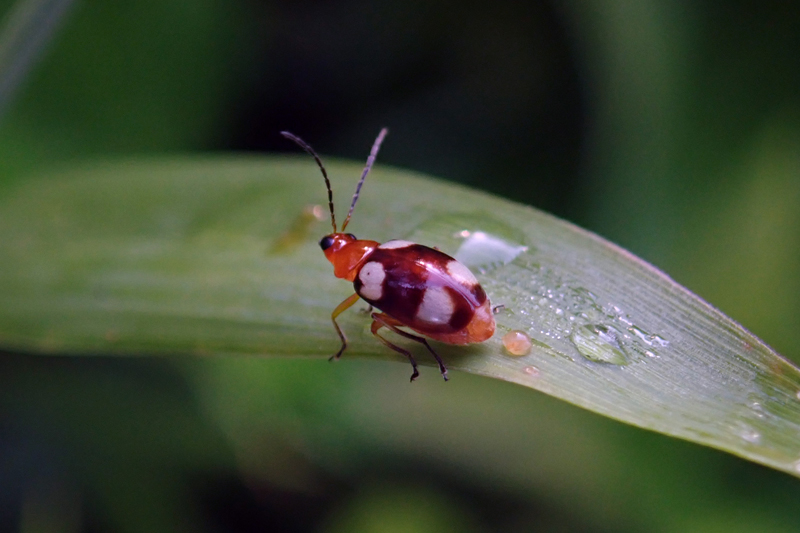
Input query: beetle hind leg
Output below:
<box><xmin>370</xmin><ymin>312</ymin><xmax>449</xmax><ymax>382</ymax></box>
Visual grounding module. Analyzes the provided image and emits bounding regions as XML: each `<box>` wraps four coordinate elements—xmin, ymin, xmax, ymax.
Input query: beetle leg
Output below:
<box><xmin>330</xmin><ymin>293</ymin><xmax>361</xmax><ymax>361</ymax></box>
<box><xmin>370</xmin><ymin>312</ymin><xmax>449</xmax><ymax>382</ymax></box>
<box><xmin>370</xmin><ymin>313</ymin><xmax>420</xmax><ymax>382</ymax></box>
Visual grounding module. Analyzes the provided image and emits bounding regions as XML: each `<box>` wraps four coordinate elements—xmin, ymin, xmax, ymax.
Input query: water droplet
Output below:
<box><xmin>523</xmin><ymin>366</ymin><xmax>540</xmax><ymax>377</ymax></box>
<box><xmin>503</xmin><ymin>330</ymin><xmax>532</xmax><ymax>356</ymax></box>
<box><xmin>733</xmin><ymin>421</ymin><xmax>761</xmax><ymax>444</ymax></box>
<box><xmin>628</xmin><ymin>325</ymin><xmax>669</xmax><ymax>347</ymax></box>
<box><xmin>796</xmin><ymin>391</ymin><xmax>800</xmax><ymax>401</ymax></box>
<box><xmin>749</xmin><ymin>401</ymin><xmax>766</xmax><ymax>419</ymax></box>
<box><xmin>407</xmin><ymin>214</ymin><xmax>529</xmax><ymax>269</ymax></box>
<box><xmin>738</xmin><ymin>427</ymin><xmax>761</xmax><ymax>444</ymax></box>
<box><xmin>618</xmin><ymin>315</ymin><xmax>633</xmax><ymax>327</ymax></box>
<box><xmin>454</xmin><ymin>230</ymin><xmax>528</xmax><ymax>269</ymax></box>
<box><xmin>570</xmin><ymin>324</ymin><xmax>628</xmax><ymax>365</ymax></box>
<box><xmin>793</xmin><ymin>459</ymin><xmax>800</xmax><ymax>473</ymax></box>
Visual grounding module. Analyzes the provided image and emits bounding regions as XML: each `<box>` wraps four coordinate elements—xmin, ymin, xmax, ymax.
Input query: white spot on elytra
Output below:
<box><xmin>379</xmin><ymin>239</ymin><xmax>414</xmax><ymax>250</ymax></box>
<box><xmin>417</xmin><ymin>286</ymin><xmax>454</xmax><ymax>325</ymax></box>
<box><xmin>446</xmin><ymin>260</ymin><xmax>478</xmax><ymax>286</ymax></box>
<box><xmin>358</xmin><ymin>262</ymin><xmax>385</xmax><ymax>300</ymax></box>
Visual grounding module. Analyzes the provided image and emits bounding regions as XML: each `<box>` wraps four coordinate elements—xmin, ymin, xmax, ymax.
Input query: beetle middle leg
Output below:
<box><xmin>370</xmin><ymin>312</ymin><xmax>449</xmax><ymax>382</ymax></box>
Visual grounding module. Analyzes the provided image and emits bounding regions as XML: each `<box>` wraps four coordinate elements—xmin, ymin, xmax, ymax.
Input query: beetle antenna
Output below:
<box><xmin>281</xmin><ymin>131</ymin><xmax>337</xmax><ymax>233</ymax></box>
<box><xmin>342</xmin><ymin>127</ymin><xmax>388</xmax><ymax>232</ymax></box>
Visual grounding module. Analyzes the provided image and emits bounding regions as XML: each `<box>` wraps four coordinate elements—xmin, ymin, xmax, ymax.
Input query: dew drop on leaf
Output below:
<box><xmin>503</xmin><ymin>330</ymin><xmax>532</xmax><ymax>356</ymax></box>
<box><xmin>570</xmin><ymin>324</ymin><xmax>628</xmax><ymax>365</ymax></box>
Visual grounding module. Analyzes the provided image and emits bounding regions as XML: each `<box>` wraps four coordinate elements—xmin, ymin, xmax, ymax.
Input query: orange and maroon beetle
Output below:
<box><xmin>281</xmin><ymin>128</ymin><xmax>495</xmax><ymax>381</ymax></box>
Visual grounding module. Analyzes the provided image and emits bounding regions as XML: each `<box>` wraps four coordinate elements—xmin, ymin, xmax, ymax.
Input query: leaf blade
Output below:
<box><xmin>1</xmin><ymin>156</ymin><xmax>799</xmax><ymax>476</ymax></box>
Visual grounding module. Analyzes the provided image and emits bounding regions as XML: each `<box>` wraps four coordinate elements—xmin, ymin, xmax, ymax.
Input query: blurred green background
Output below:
<box><xmin>1</xmin><ymin>1</ymin><xmax>799</xmax><ymax>532</ymax></box>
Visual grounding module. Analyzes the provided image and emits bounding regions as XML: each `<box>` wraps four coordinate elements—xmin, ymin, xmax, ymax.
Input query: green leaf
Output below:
<box><xmin>1</xmin><ymin>156</ymin><xmax>799</xmax><ymax>478</ymax></box>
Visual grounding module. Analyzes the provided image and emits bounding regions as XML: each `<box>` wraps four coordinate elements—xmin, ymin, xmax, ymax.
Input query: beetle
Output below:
<box><xmin>281</xmin><ymin>128</ymin><xmax>495</xmax><ymax>381</ymax></box>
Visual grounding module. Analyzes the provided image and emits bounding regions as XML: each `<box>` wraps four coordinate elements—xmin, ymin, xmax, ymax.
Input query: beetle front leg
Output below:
<box><xmin>330</xmin><ymin>292</ymin><xmax>361</xmax><ymax>361</ymax></box>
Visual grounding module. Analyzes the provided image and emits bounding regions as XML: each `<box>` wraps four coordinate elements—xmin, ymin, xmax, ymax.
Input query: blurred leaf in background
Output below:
<box><xmin>0</xmin><ymin>0</ymin><xmax>799</xmax><ymax>532</ymax></box>
<box><xmin>0</xmin><ymin>0</ymin><xmax>257</xmax><ymax>178</ymax></box>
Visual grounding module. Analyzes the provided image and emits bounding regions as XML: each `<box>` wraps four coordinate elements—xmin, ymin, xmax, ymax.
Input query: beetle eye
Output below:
<box><xmin>345</xmin><ymin>233</ymin><xmax>357</xmax><ymax>240</ymax></box>
<box><xmin>319</xmin><ymin>236</ymin><xmax>335</xmax><ymax>250</ymax></box>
